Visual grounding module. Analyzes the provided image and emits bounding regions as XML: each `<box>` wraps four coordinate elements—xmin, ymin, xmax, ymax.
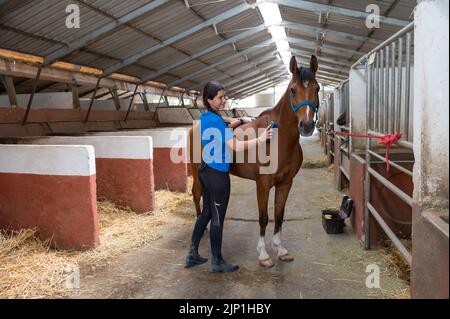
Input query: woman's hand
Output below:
<box><xmin>223</xmin><ymin>118</ymin><xmax>233</xmax><ymax>125</ymax></box>
<box><xmin>257</xmin><ymin>124</ymin><xmax>274</xmax><ymax>144</ymax></box>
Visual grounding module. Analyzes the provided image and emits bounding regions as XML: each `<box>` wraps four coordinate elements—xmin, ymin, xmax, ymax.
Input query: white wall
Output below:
<box><xmin>413</xmin><ymin>0</ymin><xmax>449</xmax><ymax>208</ymax></box>
<box><xmin>349</xmin><ymin>66</ymin><xmax>367</xmax><ymax>152</ymax></box>
<box><xmin>0</xmin><ymin>92</ymin><xmax>73</xmax><ymax>109</ymax></box>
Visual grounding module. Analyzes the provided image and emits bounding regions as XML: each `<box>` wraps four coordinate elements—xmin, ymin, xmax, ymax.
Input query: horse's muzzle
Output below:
<box><xmin>299</xmin><ymin>121</ymin><xmax>315</xmax><ymax>137</ymax></box>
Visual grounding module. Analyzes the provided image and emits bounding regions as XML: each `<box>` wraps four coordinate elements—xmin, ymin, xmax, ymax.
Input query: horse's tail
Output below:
<box><xmin>189</xmin><ymin>125</ymin><xmax>202</xmax><ymax>217</ymax></box>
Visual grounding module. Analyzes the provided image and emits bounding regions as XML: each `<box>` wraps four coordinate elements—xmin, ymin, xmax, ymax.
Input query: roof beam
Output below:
<box><xmin>102</xmin><ymin>2</ymin><xmax>253</xmax><ymax>77</ymax></box>
<box><xmin>230</xmin><ymin>76</ymin><xmax>288</xmax><ymax>97</ymax></box>
<box><xmin>290</xmin><ymin>49</ymin><xmax>352</xmax><ymax>67</ymax></box>
<box><xmin>168</xmin><ymin>39</ymin><xmax>275</xmax><ymax>88</ymax></box>
<box><xmin>44</xmin><ymin>0</ymin><xmax>170</xmax><ymax>65</ymax></box>
<box><xmin>188</xmin><ymin>52</ymin><xmax>280</xmax><ymax>91</ymax></box>
<box><xmin>228</xmin><ymin>70</ymin><xmax>287</xmax><ymax>93</ymax></box>
<box><xmin>266</xmin><ymin>0</ymin><xmax>409</xmax><ymax>27</ymax></box>
<box><xmin>281</xmin><ymin>21</ymin><xmax>381</xmax><ymax>45</ymax></box>
<box><xmin>231</xmin><ymin>79</ymin><xmax>276</xmax><ymax>96</ymax></box>
<box><xmin>222</xmin><ymin>62</ymin><xmax>286</xmax><ymax>88</ymax></box>
<box><xmin>139</xmin><ymin>25</ymin><xmax>266</xmax><ymax>83</ymax></box>
<box><xmin>286</xmin><ymin>36</ymin><xmax>365</xmax><ymax>57</ymax></box>
<box><xmin>0</xmin><ymin>57</ymin><xmax>191</xmax><ymax>98</ymax></box>
<box><xmin>233</xmin><ymin>80</ymin><xmax>286</xmax><ymax>99</ymax></box>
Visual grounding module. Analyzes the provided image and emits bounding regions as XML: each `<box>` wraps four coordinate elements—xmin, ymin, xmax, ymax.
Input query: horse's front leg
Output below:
<box><xmin>273</xmin><ymin>181</ymin><xmax>294</xmax><ymax>262</ymax></box>
<box><xmin>256</xmin><ymin>182</ymin><xmax>273</xmax><ymax>268</ymax></box>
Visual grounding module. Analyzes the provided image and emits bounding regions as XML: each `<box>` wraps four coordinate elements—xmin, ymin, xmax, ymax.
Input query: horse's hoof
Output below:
<box><xmin>259</xmin><ymin>258</ymin><xmax>274</xmax><ymax>268</ymax></box>
<box><xmin>278</xmin><ymin>254</ymin><xmax>294</xmax><ymax>262</ymax></box>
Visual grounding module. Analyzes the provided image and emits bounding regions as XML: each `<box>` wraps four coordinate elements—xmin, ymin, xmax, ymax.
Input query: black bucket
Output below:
<box><xmin>322</xmin><ymin>196</ymin><xmax>353</xmax><ymax>234</ymax></box>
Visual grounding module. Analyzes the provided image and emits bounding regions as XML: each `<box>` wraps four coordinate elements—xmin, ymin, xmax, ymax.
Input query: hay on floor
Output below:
<box><xmin>0</xmin><ymin>188</ymin><xmax>195</xmax><ymax>299</ymax></box>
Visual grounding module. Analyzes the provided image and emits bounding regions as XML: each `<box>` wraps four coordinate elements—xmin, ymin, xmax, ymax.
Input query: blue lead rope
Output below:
<box><xmin>290</xmin><ymin>91</ymin><xmax>319</xmax><ymax>123</ymax></box>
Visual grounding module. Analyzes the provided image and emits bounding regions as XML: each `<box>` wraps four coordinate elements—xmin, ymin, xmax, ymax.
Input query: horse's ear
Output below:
<box><xmin>310</xmin><ymin>55</ymin><xmax>318</xmax><ymax>74</ymax></box>
<box><xmin>289</xmin><ymin>56</ymin><xmax>298</xmax><ymax>75</ymax></box>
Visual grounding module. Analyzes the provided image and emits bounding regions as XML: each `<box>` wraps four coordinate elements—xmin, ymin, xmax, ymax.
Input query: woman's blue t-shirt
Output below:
<box><xmin>200</xmin><ymin>111</ymin><xmax>234</xmax><ymax>172</ymax></box>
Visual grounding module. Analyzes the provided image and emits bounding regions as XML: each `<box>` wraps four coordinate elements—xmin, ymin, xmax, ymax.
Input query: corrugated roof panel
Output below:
<box><xmin>170</xmin><ymin>60</ymin><xmax>208</xmax><ymax>79</ymax></box>
<box><xmin>118</xmin><ymin>64</ymin><xmax>154</xmax><ymax>79</ymax></box>
<box><xmin>138</xmin><ymin>47</ymin><xmax>189</xmax><ymax>70</ymax></box>
<box><xmin>216</xmin><ymin>8</ymin><xmax>262</xmax><ymax>38</ymax></box>
<box><xmin>217</xmin><ymin>55</ymin><xmax>247</xmax><ymax>71</ymax></box>
<box><xmin>370</xmin><ymin>23</ymin><xmax>404</xmax><ymax>40</ymax></box>
<box><xmin>1</xmin><ymin>0</ymin><xmax>112</xmax><ymax>44</ymax></box>
<box><xmin>198</xmin><ymin>45</ymin><xmax>236</xmax><ymax>65</ymax></box>
<box><xmin>171</xmin><ymin>28</ymin><xmax>223</xmax><ymax>55</ymax></box>
<box><xmin>0</xmin><ymin>28</ymin><xmax>61</xmax><ymax>56</ymax></box>
<box><xmin>86</xmin><ymin>25</ymin><xmax>159</xmax><ymax>60</ymax></box>
<box><xmin>132</xmin><ymin>1</ymin><xmax>203</xmax><ymax>41</ymax></box>
<box><xmin>387</xmin><ymin>1</ymin><xmax>416</xmax><ymax>20</ymax></box>
<box><xmin>235</xmin><ymin>33</ymin><xmax>272</xmax><ymax>51</ymax></box>
<box><xmin>193</xmin><ymin>69</ymin><xmax>227</xmax><ymax>85</ymax></box>
<box><xmin>153</xmin><ymin>73</ymin><xmax>181</xmax><ymax>85</ymax></box>
<box><xmin>318</xmin><ymin>0</ymin><xmax>394</xmax><ymax>13</ymax></box>
<box><xmin>63</xmin><ymin>50</ymin><xmax>119</xmax><ymax>69</ymax></box>
<box><xmin>86</xmin><ymin>0</ymin><xmax>153</xmax><ymax>18</ymax></box>
<box><xmin>186</xmin><ymin>0</ymin><xmax>243</xmax><ymax>20</ymax></box>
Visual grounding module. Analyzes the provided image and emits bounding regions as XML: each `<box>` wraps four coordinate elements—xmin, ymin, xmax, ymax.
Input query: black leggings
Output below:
<box><xmin>190</xmin><ymin>163</ymin><xmax>230</xmax><ymax>258</ymax></box>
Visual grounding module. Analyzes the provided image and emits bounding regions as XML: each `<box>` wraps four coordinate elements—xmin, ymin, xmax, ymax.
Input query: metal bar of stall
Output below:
<box><xmin>375</xmin><ymin>52</ymin><xmax>380</xmax><ymax>132</ymax></box>
<box><xmin>364</xmin><ymin>59</ymin><xmax>372</xmax><ymax>250</ymax></box>
<box><xmin>405</xmin><ymin>32</ymin><xmax>412</xmax><ymax>140</ymax></box>
<box><xmin>367</xmin><ymin>203</ymin><xmax>412</xmax><ymax>265</ymax></box>
<box><xmin>368</xmin><ymin>167</ymin><xmax>414</xmax><ymax>207</ymax></box>
<box><xmin>367</xmin><ymin>150</ymin><xmax>413</xmax><ymax>176</ymax></box>
<box><xmin>380</xmin><ymin>49</ymin><xmax>385</xmax><ymax>133</ymax></box>
<box><xmin>396</xmin><ymin>37</ymin><xmax>403</xmax><ymax>133</ymax></box>
<box><xmin>385</xmin><ymin>47</ymin><xmax>390</xmax><ymax>133</ymax></box>
<box><xmin>390</xmin><ymin>41</ymin><xmax>396</xmax><ymax>133</ymax></box>
<box><xmin>351</xmin><ymin>22</ymin><xmax>414</xmax><ymax>68</ymax></box>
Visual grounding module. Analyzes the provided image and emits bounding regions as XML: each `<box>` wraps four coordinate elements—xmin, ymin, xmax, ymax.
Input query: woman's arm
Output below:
<box><xmin>224</xmin><ymin>118</ymin><xmax>247</xmax><ymax>129</ymax></box>
<box><xmin>226</xmin><ymin>124</ymin><xmax>273</xmax><ymax>152</ymax></box>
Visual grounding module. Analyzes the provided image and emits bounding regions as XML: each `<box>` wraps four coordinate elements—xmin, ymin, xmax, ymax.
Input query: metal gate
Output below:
<box><xmin>352</xmin><ymin>22</ymin><xmax>415</xmax><ymax>265</ymax></box>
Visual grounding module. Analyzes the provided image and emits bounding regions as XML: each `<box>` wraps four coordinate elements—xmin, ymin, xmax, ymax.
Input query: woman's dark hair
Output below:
<box><xmin>203</xmin><ymin>81</ymin><xmax>225</xmax><ymax>112</ymax></box>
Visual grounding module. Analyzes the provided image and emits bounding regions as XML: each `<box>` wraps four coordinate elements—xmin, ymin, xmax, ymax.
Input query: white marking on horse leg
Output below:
<box><xmin>272</xmin><ymin>232</ymin><xmax>288</xmax><ymax>257</ymax></box>
<box><xmin>257</xmin><ymin>236</ymin><xmax>270</xmax><ymax>260</ymax></box>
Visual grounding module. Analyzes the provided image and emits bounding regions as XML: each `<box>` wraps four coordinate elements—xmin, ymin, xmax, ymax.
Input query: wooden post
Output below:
<box><xmin>1</xmin><ymin>75</ymin><xmax>18</xmax><ymax>107</ymax></box>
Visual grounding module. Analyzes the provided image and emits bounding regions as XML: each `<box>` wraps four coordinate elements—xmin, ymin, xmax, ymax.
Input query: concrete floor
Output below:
<box><xmin>71</xmin><ymin>132</ymin><xmax>409</xmax><ymax>299</ymax></box>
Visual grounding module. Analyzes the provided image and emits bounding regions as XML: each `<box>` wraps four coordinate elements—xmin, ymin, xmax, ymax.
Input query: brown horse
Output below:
<box><xmin>189</xmin><ymin>55</ymin><xmax>320</xmax><ymax>267</ymax></box>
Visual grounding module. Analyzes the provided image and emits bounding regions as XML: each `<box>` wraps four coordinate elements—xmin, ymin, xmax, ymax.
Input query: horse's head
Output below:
<box><xmin>288</xmin><ymin>55</ymin><xmax>320</xmax><ymax>137</ymax></box>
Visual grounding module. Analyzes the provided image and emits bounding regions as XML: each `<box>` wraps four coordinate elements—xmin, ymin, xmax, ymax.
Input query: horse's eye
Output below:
<box><xmin>291</xmin><ymin>88</ymin><xmax>296</xmax><ymax>96</ymax></box>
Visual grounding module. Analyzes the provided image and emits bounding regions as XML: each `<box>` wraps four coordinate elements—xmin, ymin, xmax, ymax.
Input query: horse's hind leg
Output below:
<box><xmin>256</xmin><ymin>182</ymin><xmax>273</xmax><ymax>268</ymax></box>
<box><xmin>273</xmin><ymin>181</ymin><xmax>294</xmax><ymax>262</ymax></box>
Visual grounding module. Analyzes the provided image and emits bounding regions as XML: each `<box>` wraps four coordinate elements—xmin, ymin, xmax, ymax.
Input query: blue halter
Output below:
<box><xmin>290</xmin><ymin>91</ymin><xmax>319</xmax><ymax>123</ymax></box>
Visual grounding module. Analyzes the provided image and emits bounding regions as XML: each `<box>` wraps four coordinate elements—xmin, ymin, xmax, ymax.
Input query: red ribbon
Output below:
<box><xmin>333</xmin><ymin>131</ymin><xmax>402</xmax><ymax>172</ymax></box>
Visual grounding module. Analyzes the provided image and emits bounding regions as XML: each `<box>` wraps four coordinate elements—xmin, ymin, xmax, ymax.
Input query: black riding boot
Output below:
<box><xmin>210</xmin><ymin>255</ymin><xmax>239</xmax><ymax>273</ymax></box>
<box><xmin>184</xmin><ymin>245</ymin><xmax>208</xmax><ymax>268</ymax></box>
